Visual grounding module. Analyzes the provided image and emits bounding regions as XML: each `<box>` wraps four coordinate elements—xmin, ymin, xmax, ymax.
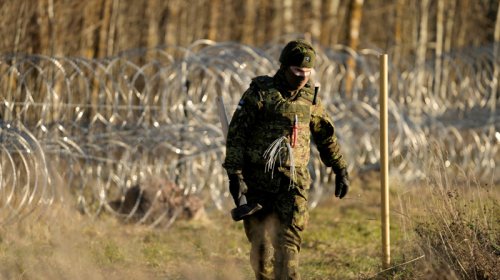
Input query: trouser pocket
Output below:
<box><xmin>292</xmin><ymin>194</ymin><xmax>309</xmax><ymax>231</ymax></box>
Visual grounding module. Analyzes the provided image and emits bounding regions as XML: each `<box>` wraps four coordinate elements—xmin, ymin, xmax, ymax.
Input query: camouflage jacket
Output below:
<box><xmin>223</xmin><ymin>72</ymin><xmax>347</xmax><ymax>176</ymax></box>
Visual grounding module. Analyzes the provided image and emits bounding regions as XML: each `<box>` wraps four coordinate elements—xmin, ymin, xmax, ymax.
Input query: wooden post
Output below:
<box><xmin>380</xmin><ymin>54</ymin><xmax>390</xmax><ymax>269</ymax></box>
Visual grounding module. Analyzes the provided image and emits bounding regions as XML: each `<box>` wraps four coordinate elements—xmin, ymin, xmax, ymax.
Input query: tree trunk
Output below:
<box><xmin>146</xmin><ymin>0</ymin><xmax>160</xmax><ymax>49</ymax></box>
<box><xmin>414</xmin><ymin>0</ymin><xmax>430</xmax><ymax>123</ymax></box>
<box><xmin>82</xmin><ymin>1</ymin><xmax>98</xmax><ymax>58</ymax></box>
<box><xmin>310</xmin><ymin>0</ymin><xmax>321</xmax><ymax>41</ymax></box>
<box><xmin>442</xmin><ymin>0</ymin><xmax>455</xmax><ymax>54</ymax></box>
<box><xmin>435</xmin><ymin>0</ymin><xmax>445</xmax><ymax>99</ymax></box>
<box><xmin>347</xmin><ymin>0</ymin><xmax>363</xmax><ymax>55</ymax></box>
<box><xmin>345</xmin><ymin>0</ymin><xmax>364</xmax><ymax>97</ymax></box>
<box><xmin>165</xmin><ymin>0</ymin><xmax>178</xmax><ymax>46</ymax></box>
<box><xmin>491</xmin><ymin>0</ymin><xmax>500</xmax><ymax>135</ymax></box>
<box><xmin>283</xmin><ymin>0</ymin><xmax>293</xmax><ymax>35</ymax></box>
<box><xmin>191</xmin><ymin>0</ymin><xmax>206</xmax><ymax>43</ymax></box>
<box><xmin>36</xmin><ymin>0</ymin><xmax>54</xmax><ymax>55</ymax></box>
<box><xmin>455</xmin><ymin>0</ymin><xmax>469</xmax><ymax>48</ymax></box>
<box><xmin>220</xmin><ymin>0</ymin><xmax>233</xmax><ymax>42</ymax></box>
<box><xmin>241</xmin><ymin>0</ymin><xmax>256</xmax><ymax>45</ymax></box>
<box><xmin>321</xmin><ymin>0</ymin><xmax>341</xmax><ymax>47</ymax></box>
<box><xmin>393</xmin><ymin>0</ymin><xmax>404</xmax><ymax>70</ymax></box>
<box><xmin>269</xmin><ymin>0</ymin><xmax>282</xmax><ymax>39</ymax></box>
<box><xmin>439</xmin><ymin>0</ymin><xmax>456</xmax><ymax>104</ymax></box>
<box><xmin>177</xmin><ymin>2</ymin><xmax>188</xmax><ymax>46</ymax></box>
<box><xmin>107</xmin><ymin>0</ymin><xmax>119</xmax><ymax>55</ymax></box>
<box><xmin>98</xmin><ymin>0</ymin><xmax>113</xmax><ymax>58</ymax></box>
<box><xmin>207</xmin><ymin>0</ymin><xmax>220</xmax><ymax>41</ymax></box>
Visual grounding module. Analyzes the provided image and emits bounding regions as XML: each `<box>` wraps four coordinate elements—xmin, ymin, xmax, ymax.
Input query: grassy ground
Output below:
<box><xmin>0</xmin><ymin>170</ymin><xmax>498</xmax><ymax>279</ymax></box>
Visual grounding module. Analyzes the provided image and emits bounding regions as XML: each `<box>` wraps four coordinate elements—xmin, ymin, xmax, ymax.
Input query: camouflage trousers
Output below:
<box><xmin>242</xmin><ymin>167</ymin><xmax>310</xmax><ymax>280</ymax></box>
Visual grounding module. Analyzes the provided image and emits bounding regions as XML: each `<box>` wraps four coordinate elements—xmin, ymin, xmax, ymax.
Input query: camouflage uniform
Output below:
<box><xmin>223</xmin><ymin>40</ymin><xmax>347</xmax><ymax>280</ymax></box>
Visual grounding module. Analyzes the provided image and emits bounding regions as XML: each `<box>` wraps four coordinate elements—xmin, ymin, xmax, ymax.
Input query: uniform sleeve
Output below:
<box><xmin>222</xmin><ymin>85</ymin><xmax>261</xmax><ymax>174</ymax></box>
<box><xmin>309</xmin><ymin>98</ymin><xmax>347</xmax><ymax>173</ymax></box>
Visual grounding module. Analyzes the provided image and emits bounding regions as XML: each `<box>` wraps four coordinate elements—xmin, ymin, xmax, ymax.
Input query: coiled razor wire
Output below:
<box><xmin>0</xmin><ymin>40</ymin><xmax>498</xmax><ymax>225</ymax></box>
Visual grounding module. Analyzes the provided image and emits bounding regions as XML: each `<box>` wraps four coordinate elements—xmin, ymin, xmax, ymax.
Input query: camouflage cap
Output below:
<box><xmin>279</xmin><ymin>39</ymin><xmax>316</xmax><ymax>68</ymax></box>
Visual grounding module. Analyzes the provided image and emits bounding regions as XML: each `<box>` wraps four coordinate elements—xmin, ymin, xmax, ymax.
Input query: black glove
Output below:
<box><xmin>228</xmin><ymin>173</ymin><xmax>244</xmax><ymax>206</ymax></box>
<box><xmin>335</xmin><ymin>169</ymin><xmax>349</xmax><ymax>199</ymax></box>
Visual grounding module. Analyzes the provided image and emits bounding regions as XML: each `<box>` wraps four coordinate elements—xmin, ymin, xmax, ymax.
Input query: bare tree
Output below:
<box><xmin>146</xmin><ymin>0</ymin><xmax>161</xmax><ymax>49</ymax></box>
<box><xmin>108</xmin><ymin>0</ymin><xmax>120</xmax><ymax>55</ymax></box>
<box><xmin>455</xmin><ymin>0</ymin><xmax>469</xmax><ymax>48</ymax></box>
<box><xmin>35</xmin><ymin>0</ymin><xmax>55</xmax><ymax>55</ymax></box>
<box><xmin>270</xmin><ymin>0</ymin><xmax>284</xmax><ymax>40</ymax></box>
<box><xmin>491</xmin><ymin>0</ymin><xmax>500</xmax><ymax>132</ymax></box>
<box><xmin>98</xmin><ymin>0</ymin><xmax>113</xmax><ymax>58</ymax></box>
<box><xmin>220</xmin><ymin>0</ymin><xmax>234</xmax><ymax>42</ymax></box>
<box><xmin>320</xmin><ymin>0</ymin><xmax>341</xmax><ymax>47</ymax></box>
<box><xmin>190</xmin><ymin>1</ymin><xmax>208</xmax><ymax>43</ymax></box>
<box><xmin>345</xmin><ymin>0</ymin><xmax>364</xmax><ymax>96</ymax></box>
<box><xmin>310</xmin><ymin>0</ymin><xmax>322</xmax><ymax>40</ymax></box>
<box><xmin>82</xmin><ymin>1</ymin><xmax>99</xmax><ymax>58</ymax></box>
<box><xmin>393</xmin><ymin>0</ymin><xmax>404</xmax><ymax>69</ymax></box>
<box><xmin>241</xmin><ymin>0</ymin><xmax>256</xmax><ymax>45</ymax></box>
<box><xmin>435</xmin><ymin>0</ymin><xmax>445</xmax><ymax>99</ymax></box>
<box><xmin>0</xmin><ymin>0</ymin><xmax>498</xmax><ymax>64</ymax></box>
<box><xmin>414</xmin><ymin>0</ymin><xmax>430</xmax><ymax>123</ymax></box>
<box><xmin>165</xmin><ymin>1</ymin><xmax>179</xmax><ymax>46</ymax></box>
<box><xmin>208</xmin><ymin>0</ymin><xmax>220</xmax><ymax>41</ymax></box>
<box><xmin>177</xmin><ymin>1</ymin><xmax>189</xmax><ymax>46</ymax></box>
<box><xmin>284</xmin><ymin>0</ymin><xmax>294</xmax><ymax>35</ymax></box>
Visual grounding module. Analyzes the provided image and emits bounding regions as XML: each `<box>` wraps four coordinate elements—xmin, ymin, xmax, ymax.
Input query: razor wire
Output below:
<box><xmin>1</xmin><ymin>40</ymin><xmax>499</xmax><ymax>225</ymax></box>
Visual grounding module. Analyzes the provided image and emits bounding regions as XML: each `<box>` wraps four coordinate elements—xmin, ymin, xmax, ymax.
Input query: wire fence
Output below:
<box><xmin>1</xmin><ymin>40</ymin><xmax>499</xmax><ymax>226</ymax></box>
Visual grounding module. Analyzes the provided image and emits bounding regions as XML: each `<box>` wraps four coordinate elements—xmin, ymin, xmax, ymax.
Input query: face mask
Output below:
<box><xmin>284</xmin><ymin>66</ymin><xmax>311</xmax><ymax>91</ymax></box>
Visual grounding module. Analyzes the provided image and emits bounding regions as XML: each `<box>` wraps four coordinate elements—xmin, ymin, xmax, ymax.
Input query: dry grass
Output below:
<box><xmin>386</xmin><ymin>141</ymin><xmax>500</xmax><ymax>280</ymax></box>
<box><xmin>0</xmin><ymin>201</ymin><xmax>252</xmax><ymax>280</ymax></box>
<box><xmin>0</xmin><ymin>166</ymin><xmax>498</xmax><ymax>279</ymax></box>
<box><xmin>0</xmin><ymin>205</ymin><xmax>152</xmax><ymax>279</ymax></box>
<box><xmin>396</xmin><ymin>179</ymin><xmax>500</xmax><ymax>279</ymax></box>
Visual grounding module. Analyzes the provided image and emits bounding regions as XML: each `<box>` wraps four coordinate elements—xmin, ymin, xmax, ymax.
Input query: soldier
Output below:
<box><xmin>223</xmin><ymin>39</ymin><xmax>349</xmax><ymax>280</ymax></box>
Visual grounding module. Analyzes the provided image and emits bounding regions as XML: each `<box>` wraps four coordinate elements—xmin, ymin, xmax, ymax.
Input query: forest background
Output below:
<box><xmin>1</xmin><ymin>0</ymin><xmax>499</xmax><ymax>63</ymax></box>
